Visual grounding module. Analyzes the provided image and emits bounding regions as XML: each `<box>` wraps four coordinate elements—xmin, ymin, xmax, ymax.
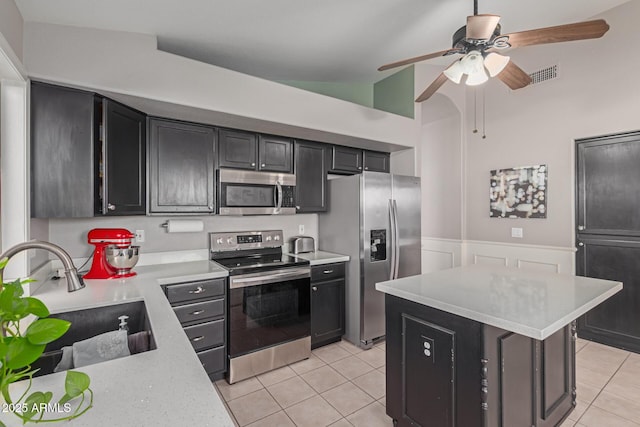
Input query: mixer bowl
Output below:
<box><xmin>105</xmin><ymin>245</ymin><xmax>139</xmax><ymax>276</ymax></box>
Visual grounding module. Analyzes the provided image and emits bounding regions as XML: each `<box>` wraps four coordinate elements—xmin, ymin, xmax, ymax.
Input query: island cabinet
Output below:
<box><xmin>294</xmin><ymin>140</ymin><xmax>328</xmax><ymax>212</ymax></box>
<box><xmin>31</xmin><ymin>81</ymin><xmax>146</xmax><ymax>218</ymax></box>
<box><xmin>163</xmin><ymin>278</ymin><xmax>227</xmax><ymax>380</ymax></box>
<box><xmin>148</xmin><ymin>118</ymin><xmax>216</xmax><ymax>213</ymax></box>
<box><xmin>310</xmin><ymin>263</ymin><xmax>346</xmax><ymax>349</ymax></box>
<box><xmin>385</xmin><ymin>295</ymin><xmax>575</xmax><ymax>427</ymax></box>
<box><xmin>218</xmin><ymin>129</ymin><xmax>293</xmax><ymax>173</ymax></box>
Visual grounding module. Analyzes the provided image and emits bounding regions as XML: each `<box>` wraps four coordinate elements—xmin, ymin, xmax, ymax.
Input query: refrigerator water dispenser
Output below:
<box><xmin>370</xmin><ymin>229</ymin><xmax>387</xmax><ymax>262</ymax></box>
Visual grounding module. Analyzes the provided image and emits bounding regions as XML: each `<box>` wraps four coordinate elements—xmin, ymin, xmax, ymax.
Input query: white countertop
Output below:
<box><xmin>6</xmin><ymin>261</ymin><xmax>233</xmax><ymax>427</ymax></box>
<box><xmin>285</xmin><ymin>250</ymin><xmax>349</xmax><ymax>265</ymax></box>
<box><xmin>375</xmin><ymin>265</ymin><xmax>622</xmax><ymax>340</ymax></box>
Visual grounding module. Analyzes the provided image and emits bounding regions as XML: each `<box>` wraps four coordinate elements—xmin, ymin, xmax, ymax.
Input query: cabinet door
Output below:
<box><xmin>363</xmin><ymin>150</ymin><xmax>390</xmax><ymax>173</ymax></box>
<box><xmin>218</xmin><ymin>129</ymin><xmax>257</xmax><ymax>170</ymax></box>
<box><xmin>576</xmin><ymin>132</ymin><xmax>640</xmax><ymax>236</ymax></box>
<box><xmin>295</xmin><ymin>141</ymin><xmax>327</xmax><ymax>212</ymax></box>
<box><xmin>311</xmin><ymin>278</ymin><xmax>345</xmax><ymax>348</ymax></box>
<box><xmin>102</xmin><ymin>99</ymin><xmax>146</xmax><ymax>215</ymax></box>
<box><xmin>149</xmin><ymin>119</ymin><xmax>215</xmax><ymax>213</ymax></box>
<box><xmin>576</xmin><ymin>237</ymin><xmax>640</xmax><ymax>352</ymax></box>
<box><xmin>31</xmin><ymin>82</ymin><xmax>96</xmax><ymax>218</ymax></box>
<box><xmin>258</xmin><ymin>135</ymin><xmax>293</xmax><ymax>172</ymax></box>
<box><xmin>330</xmin><ymin>146</ymin><xmax>362</xmax><ymax>174</ymax></box>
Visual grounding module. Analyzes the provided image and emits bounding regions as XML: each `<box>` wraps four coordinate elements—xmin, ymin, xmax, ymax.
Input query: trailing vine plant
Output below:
<box><xmin>0</xmin><ymin>258</ymin><xmax>92</xmax><ymax>425</ymax></box>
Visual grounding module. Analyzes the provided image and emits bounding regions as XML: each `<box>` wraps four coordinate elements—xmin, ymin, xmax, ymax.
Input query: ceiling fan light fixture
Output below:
<box><xmin>443</xmin><ymin>60</ymin><xmax>465</xmax><ymax>84</ymax></box>
<box><xmin>465</xmin><ymin>67</ymin><xmax>489</xmax><ymax>86</ymax></box>
<box><xmin>484</xmin><ymin>52</ymin><xmax>510</xmax><ymax>77</ymax></box>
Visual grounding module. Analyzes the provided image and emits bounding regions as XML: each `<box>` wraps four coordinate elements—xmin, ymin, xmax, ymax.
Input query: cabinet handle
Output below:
<box><xmin>312</xmin><ymin>286</ymin><xmax>318</xmax><ymax>291</ymax></box>
<box><xmin>296</xmin><ymin>206</ymin><xmax>301</xmax><ymax>210</ymax></box>
<box><xmin>578</xmin><ymin>225</ymin><xmax>585</xmax><ymax>231</ymax></box>
<box><xmin>323</xmin><ymin>270</ymin><xmax>334</xmax><ymax>274</ymax></box>
<box><xmin>188</xmin><ymin>286</ymin><xmax>206</xmax><ymax>294</ymax></box>
<box><xmin>251</xmin><ymin>162</ymin><xmax>256</xmax><ymax>167</ymax></box>
<box><xmin>107</xmin><ymin>203</ymin><xmax>116</xmax><ymax>211</ymax></box>
<box><xmin>190</xmin><ymin>309</ymin><xmax>205</xmax><ymax>315</ymax></box>
<box><xmin>578</xmin><ymin>242</ymin><xmax>584</xmax><ymax>247</ymax></box>
<box><xmin>357</xmin><ymin>166</ymin><xmax>362</xmax><ymax>170</ymax></box>
<box><xmin>261</xmin><ymin>163</ymin><xmax>266</xmax><ymax>167</ymax></box>
<box><xmin>208</xmin><ymin>205</ymin><xmax>213</xmax><ymax>210</ymax></box>
<box><xmin>191</xmin><ymin>336</ymin><xmax>205</xmax><ymax>342</ymax></box>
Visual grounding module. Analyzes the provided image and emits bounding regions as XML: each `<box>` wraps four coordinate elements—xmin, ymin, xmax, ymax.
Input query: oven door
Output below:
<box><xmin>217</xmin><ymin>168</ymin><xmax>296</xmax><ymax>215</ymax></box>
<box><xmin>228</xmin><ymin>267</ymin><xmax>310</xmax><ymax>358</ymax></box>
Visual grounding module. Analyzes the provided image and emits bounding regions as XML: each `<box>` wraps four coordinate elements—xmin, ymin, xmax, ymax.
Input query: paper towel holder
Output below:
<box><xmin>161</xmin><ymin>219</ymin><xmax>205</xmax><ymax>233</ymax></box>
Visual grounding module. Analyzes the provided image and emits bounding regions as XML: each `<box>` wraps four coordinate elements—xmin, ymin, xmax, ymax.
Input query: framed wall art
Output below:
<box><xmin>490</xmin><ymin>164</ymin><xmax>547</xmax><ymax>218</ymax></box>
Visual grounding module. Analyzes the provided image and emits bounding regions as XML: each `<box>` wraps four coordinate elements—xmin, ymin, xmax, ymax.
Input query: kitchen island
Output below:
<box><xmin>376</xmin><ymin>265</ymin><xmax>622</xmax><ymax>427</ymax></box>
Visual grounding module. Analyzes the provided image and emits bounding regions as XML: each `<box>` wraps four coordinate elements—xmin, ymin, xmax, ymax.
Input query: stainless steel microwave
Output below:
<box><xmin>217</xmin><ymin>168</ymin><xmax>296</xmax><ymax>215</ymax></box>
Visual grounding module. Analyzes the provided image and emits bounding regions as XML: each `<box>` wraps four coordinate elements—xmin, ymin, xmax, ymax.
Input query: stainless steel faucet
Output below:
<box><xmin>0</xmin><ymin>240</ymin><xmax>85</xmax><ymax>292</ymax></box>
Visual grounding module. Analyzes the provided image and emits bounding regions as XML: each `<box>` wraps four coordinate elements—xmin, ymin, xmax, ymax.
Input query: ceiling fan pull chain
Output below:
<box><xmin>473</xmin><ymin>87</ymin><xmax>478</xmax><ymax>134</ymax></box>
<box><xmin>482</xmin><ymin>87</ymin><xmax>487</xmax><ymax>139</ymax></box>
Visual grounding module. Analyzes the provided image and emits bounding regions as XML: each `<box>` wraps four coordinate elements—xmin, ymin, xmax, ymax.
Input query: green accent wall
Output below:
<box><xmin>279</xmin><ymin>80</ymin><xmax>373</xmax><ymax>108</ymax></box>
<box><xmin>373</xmin><ymin>66</ymin><xmax>415</xmax><ymax>119</ymax></box>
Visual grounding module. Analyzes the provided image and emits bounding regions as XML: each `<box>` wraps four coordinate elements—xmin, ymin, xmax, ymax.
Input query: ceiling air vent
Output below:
<box><xmin>528</xmin><ymin>64</ymin><xmax>559</xmax><ymax>85</ymax></box>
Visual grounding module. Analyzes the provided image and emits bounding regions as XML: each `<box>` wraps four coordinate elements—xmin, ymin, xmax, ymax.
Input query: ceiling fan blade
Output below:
<box><xmin>502</xmin><ymin>19</ymin><xmax>609</xmax><ymax>48</ymax></box>
<box><xmin>378</xmin><ymin>49</ymin><xmax>457</xmax><ymax>71</ymax></box>
<box><xmin>466</xmin><ymin>14</ymin><xmax>501</xmax><ymax>40</ymax></box>
<box><xmin>496</xmin><ymin>60</ymin><xmax>532</xmax><ymax>90</ymax></box>
<box><xmin>415</xmin><ymin>73</ymin><xmax>449</xmax><ymax>102</ymax></box>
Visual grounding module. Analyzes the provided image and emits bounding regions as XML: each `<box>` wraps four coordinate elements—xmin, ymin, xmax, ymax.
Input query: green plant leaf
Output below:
<box><xmin>25</xmin><ymin>318</ymin><xmax>71</xmax><ymax>345</ymax></box>
<box><xmin>25</xmin><ymin>297</ymin><xmax>49</xmax><ymax>318</ymax></box>
<box><xmin>65</xmin><ymin>370</ymin><xmax>90</xmax><ymax>399</ymax></box>
<box><xmin>5</xmin><ymin>337</ymin><xmax>45</xmax><ymax>369</ymax></box>
<box><xmin>0</xmin><ymin>340</ymin><xmax>7</xmax><ymax>359</ymax></box>
<box><xmin>0</xmin><ymin>284</ymin><xmax>29</xmax><ymax>319</ymax></box>
<box><xmin>22</xmin><ymin>391</ymin><xmax>47</xmax><ymax>421</ymax></box>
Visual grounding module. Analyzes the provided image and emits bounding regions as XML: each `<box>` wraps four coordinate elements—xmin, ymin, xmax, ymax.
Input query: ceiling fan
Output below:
<box><xmin>378</xmin><ymin>0</ymin><xmax>610</xmax><ymax>102</ymax></box>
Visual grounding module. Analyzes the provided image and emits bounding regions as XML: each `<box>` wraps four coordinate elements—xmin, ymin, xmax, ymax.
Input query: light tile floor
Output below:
<box><xmin>215</xmin><ymin>338</ymin><xmax>640</xmax><ymax>427</ymax></box>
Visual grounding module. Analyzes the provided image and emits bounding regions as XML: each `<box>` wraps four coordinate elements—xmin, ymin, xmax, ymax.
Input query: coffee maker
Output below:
<box><xmin>84</xmin><ymin>228</ymin><xmax>139</xmax><ymax>279</ymax></box>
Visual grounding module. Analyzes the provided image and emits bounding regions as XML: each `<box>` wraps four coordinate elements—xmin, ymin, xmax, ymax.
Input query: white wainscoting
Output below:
<box><xmin>421</xmin><ymin>237</ymin><xmax>576</xmax><ymax>275</ymax></box>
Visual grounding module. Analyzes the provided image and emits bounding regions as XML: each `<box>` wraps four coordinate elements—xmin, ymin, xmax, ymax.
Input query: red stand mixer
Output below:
<box><xmin>84</xmin><ymin>228</ymin><xmax>139</xmax><ymax>279</ymax></box>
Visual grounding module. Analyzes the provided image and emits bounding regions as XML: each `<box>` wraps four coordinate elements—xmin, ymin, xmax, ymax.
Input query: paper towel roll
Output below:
<box><xmin>164</xmin><ymin>219</ymin><xmax>204</xmax><ymax>233</ymax></box>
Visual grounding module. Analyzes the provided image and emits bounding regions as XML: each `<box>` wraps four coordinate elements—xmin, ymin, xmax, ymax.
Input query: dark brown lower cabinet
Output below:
<box><xmin>311</xmin><ymin>263</ymin><xmax>345</xmax><ymax>349</ymax></box>
<box><xmin>385</xmin><ymin>295</ymin><xmax>575</xmax><ymax>427</ymax></box>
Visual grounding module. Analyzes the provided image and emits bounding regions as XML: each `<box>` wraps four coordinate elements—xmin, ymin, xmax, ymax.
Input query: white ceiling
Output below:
<box><xmin>15</xmin><ymin>0</ymin><xmax>630</xmax><ymax>83</ymax></box>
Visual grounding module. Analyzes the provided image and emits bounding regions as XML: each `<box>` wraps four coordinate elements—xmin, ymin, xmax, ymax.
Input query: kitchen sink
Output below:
<box><xmin>31</xmin><ymin>301</ymin><xmax>156</xmax><ymax>377</ymax></box>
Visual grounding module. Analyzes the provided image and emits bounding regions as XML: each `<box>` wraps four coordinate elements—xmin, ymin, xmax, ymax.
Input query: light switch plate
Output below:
<box><xmin>511</xmin><ymin>227</ymin><xmax>523</xmax><ymax>238</ymax></box>
<box><xmin>299</xmin><ymin>224</ymin><xmax>305</xmax><ymax>234</ymax></box>
<box><xmin>135</xmin><ymin>229</ymin><xmax>146</xmax><ymax>243</ymax></box>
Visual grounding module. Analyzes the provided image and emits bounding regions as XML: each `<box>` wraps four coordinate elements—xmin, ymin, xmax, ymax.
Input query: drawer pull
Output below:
<box><xmin>312</xmin><ymin>286</ymin><xmax>318</xmax><ymax>291</ymax></box>
<box><xmin>188</xmin><ymin>286</ymin><xmax>206</xmax><ymax>294</ymax></box>
<box><xmin>190</xmin><ymin>309</ymin><xmax>205</xmax><ymax>315</ymax></box>
<box><xmin>323</xmin><ymin>270</ymin><xmax>334</xmax><ymax>274</ymax></box>
<box><xmin>191</xmin><ymin>336</ymin><xmax>205</xmax><ymax>342</ymax></box>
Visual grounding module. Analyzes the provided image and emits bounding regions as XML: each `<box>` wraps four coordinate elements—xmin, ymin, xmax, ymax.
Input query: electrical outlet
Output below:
<box><xmin>511</xmin><ymin>227</ymin><xmax>523</xmax><ymax>238</ymax></box>
<box><xmin>135</xmin><ymin>229</ymin><xmax>146</xmax><ymax>243</ymax></box>
<box><xmin>299</xmin><ymin>224</ymin><xmax>305</xmax><ymax>235</ymax></box>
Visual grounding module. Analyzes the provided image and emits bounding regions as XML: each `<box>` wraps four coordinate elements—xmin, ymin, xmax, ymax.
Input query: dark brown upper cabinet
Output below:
<box><xmin>31</xmin><ymin>82</ymin><xmax>146</xmax><ymax>218</ymax></box>
<box><xmin>258</xmin><ymin>135</ymin><xmax>293</xmax><ymax>173</ymax></box>
<box><xmin>218</xmin><ymin>129</ymin><xmax>293</xmax><ymax>173</ymax></box>
<box><xmin>363</xmin><ymin>150</ymin><xmax>390</xmax><ymax>173</ymax></box>
<box><xmin>99</xmin><ymin>99</ymin><xmax>146</xmax><ymax>216</ymax></box>
<box><xmin>294</xmin><ymin>140</ymin><xmax>327</xmax><ymax>213</ymax></box>
<box><xmin>31</xmin><ymin>82</ymin><xmax>96</xmax><ymax>218</ymax></box>
<box><xmin>148</xmin><ymin>118</ymin><xmax>216</xmax><ymax>214</ymax></box>
<box><xmin>217</xmin><ymin>129</ymin><xmax>257</xmax><ymax>170</ymax></box>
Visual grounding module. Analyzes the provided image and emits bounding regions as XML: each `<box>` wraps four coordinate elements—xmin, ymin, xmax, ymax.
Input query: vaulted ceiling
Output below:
<box><xmin>15</xmin><ymin>0</ymin><xmax>630</xmax><ymax>83</ymax></box>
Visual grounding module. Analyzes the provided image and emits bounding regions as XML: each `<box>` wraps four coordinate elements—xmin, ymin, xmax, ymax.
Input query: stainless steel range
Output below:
<box><xmin>210</xmin><ymin>230</ymin><xmax>311</xmax><ymax>384</ymax></box>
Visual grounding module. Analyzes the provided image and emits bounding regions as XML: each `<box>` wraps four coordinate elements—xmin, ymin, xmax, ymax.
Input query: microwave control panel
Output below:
<box><xmin>281</xmin><ymin>186</ymin><xmax>296</xmax><ymax>208</ymax></box>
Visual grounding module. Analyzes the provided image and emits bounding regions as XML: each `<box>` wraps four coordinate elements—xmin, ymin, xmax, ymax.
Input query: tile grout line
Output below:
<box><xmin>573</xmin><ymin>349</ymin><xmax>632</xmax><ymax>426</ymax></box>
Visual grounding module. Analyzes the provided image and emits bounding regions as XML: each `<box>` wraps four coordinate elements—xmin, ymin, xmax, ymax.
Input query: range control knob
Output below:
<box><xmin>274</xmin><ymin>235</ymin><xmax>280</xmax><ymax>241</ymax></box>
<box><xmin>265</xmin><ymin>235</ymin><xmax>272</xmax><ymax>241</ymax></box>
<box><xmin>227</xmin><ymin>237</ymin><xmax>234</xmax><ymax>244</ymax></box>
<box><xmin>216</xmin><ymin>238</ymin><xmax>223</xmax><ymax>245</ymax></box>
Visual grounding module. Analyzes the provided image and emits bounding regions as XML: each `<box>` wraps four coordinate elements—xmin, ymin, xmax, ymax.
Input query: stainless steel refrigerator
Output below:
<box><xmin>318</xmin><ymin>172</ymin><xmax>421</xmax><ymax>348</ymax></box>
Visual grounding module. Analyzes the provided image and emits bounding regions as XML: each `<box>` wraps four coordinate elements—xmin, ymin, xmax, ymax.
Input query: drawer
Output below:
<box><xmin>173</xmin><ymin>298</ymin><xmax>224</xmax><ymax>325</ymax></box>
<box><xmin>165</xmin><ymin>278</ymin><xmax>225</xmax><ymax>304</ymax></box>
<box><xmin>184</xmin><ymin>319</ymin><xmax>224</xmax><ymax>351</ymax></box>
<box><xmin>197</xmin><ymin>345</ymin><xmax>226</xmax><ymax>375</ymax></box>
<box><xmin>311</xmin><ymin>263</ymin><xmax>345</xmax><ymax>282</ymax></box>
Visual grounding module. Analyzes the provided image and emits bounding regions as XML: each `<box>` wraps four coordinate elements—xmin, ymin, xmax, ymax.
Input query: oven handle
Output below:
<box><xmin>230</xmin><ymin>267</ymin><xmax>310</xmax><ymax>289</ymax></box>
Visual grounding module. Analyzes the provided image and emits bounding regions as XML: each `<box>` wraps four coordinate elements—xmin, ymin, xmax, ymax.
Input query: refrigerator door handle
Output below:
<box><xmin>389</xmin><ymin>199</ymin><xmax>397</xmax><ymax>281</ymax></box>
<box><xmin>392</xmin><ymin>199</ymin><xmax>400</xmax><ymax>279</ymax></box>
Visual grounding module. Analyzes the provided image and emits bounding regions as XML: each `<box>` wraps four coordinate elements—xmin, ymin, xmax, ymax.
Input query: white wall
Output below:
<box><xmin>465</xmin><ymin>1</ymin><xmax>640</xmax><ymax>248</ymax></box>
<box><xmin>23</xmin><ymin>23</ymin><xmax>419</xmax><ymax>151</ymax></box>
<box><xmin>0</xmin><ymin>0</ymin><xmax>23</xmax><ymax>62</ymax></box>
